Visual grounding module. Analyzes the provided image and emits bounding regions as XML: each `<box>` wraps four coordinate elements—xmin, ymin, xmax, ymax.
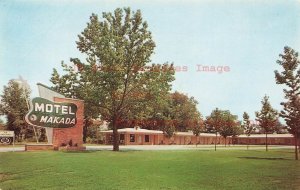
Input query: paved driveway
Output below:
<box><xmin>0</xmin><ymin>145</ymin><xmax>294</xmax><ymax>152</ymax></box>
<box><xmin>85</xmin><ymin>145</ymin><xmax>294</xmax><ymax>151</ymax></box>
<box><xmin>0</xmin><ymin>146</ymin><xmax>25</xmax><ymax>152</ymax></box>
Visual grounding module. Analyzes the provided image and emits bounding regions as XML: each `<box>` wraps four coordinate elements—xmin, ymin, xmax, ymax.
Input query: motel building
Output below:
<box><xmin>101</xmin><ymin>127</ymin><xmax>295</xmax><ymax>146</ymax></box>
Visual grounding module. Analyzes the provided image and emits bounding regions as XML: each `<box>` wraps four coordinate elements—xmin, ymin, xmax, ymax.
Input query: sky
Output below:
<box><xmin>0</xmin><ymin>0</ymin><xmax>300</xmax><ymax>121</ymax></box>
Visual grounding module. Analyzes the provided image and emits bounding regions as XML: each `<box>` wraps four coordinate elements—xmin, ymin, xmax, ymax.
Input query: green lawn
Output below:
<box><xmin>0</xmin><ymin>149</ymin><xmax>299</xmax><ymax>190</ymax></box>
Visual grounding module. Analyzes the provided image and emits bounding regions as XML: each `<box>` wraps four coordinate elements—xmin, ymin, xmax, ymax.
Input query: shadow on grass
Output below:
<box><xmin>61</xmin><ymin>150</ymin><xmax>95</xmax><ymax>153</ymax></box>
<box><xmin>117</xmin><ymin>149</ymin><xmax>142</xmax><ymax>152</ymax></box>
<box><xmin>238</xmin><ymin>156</ymin><xmax>288</xmax><ymax>160</ymax></box>
<box><xmin>62</xmin><ymin>149</ymin><xmax>143</xmax><ymax>153</ymax></box>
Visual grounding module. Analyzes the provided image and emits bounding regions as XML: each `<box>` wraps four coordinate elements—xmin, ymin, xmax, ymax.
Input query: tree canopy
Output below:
<box><xmin>274</xmin><ymin>46</ymin><xmax>300</xmax><ymax>160</ymax></box>
<box><xmin>205</xmin><ymin>108</ymin><xmax>238</xmax><ymax>150</ymax></box>
<box><xmin>255</xmin><ymin>95</ymin><xmax>278</xmax><ymax>151</ymax></box>
<box><xmin>51</xmin><ymin>8</ymin><xmax>175</xmax><ymax>151</ymax></box>
<box><xmin>0</xmin><ymin>80</ymin><xmax>31</xmax><ymax>140</ymax></box>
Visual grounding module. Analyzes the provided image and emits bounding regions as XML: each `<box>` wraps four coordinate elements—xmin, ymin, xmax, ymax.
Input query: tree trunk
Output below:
<box><xmin>224</xmin><ymin>137</ymin><xmax>226</xmax><ymax>147</ymax></box>
<box><xmin>294</xmin><ymin>133</ymin><xmax>298</xmax><ymax>160</ymax></box>
<box><xmin>298</xmin><ymin>137</ymin><xmax>300</xmax><ymax>154</ymax></box>
<box><xmin>215</xmin><ymin>133</ymin><xmax>217</xmax><ymax>151</ymax></box>
<box><xmin>32</xmin><ymin>126</ymin><xmax>39</xmax><ymax>143</ymax></box>
<box><xmin>247</xmin><ymin>136</ymin><xmax>249</xmax><ymax>150</ymax></box>
<box><xmin>83</xmin><ymin>118</ymin><xmax>88</xmax><ymax>143</ymax></box>
<box><xmin>298</xmin><ymin>135</ymin><xmax>300</xmax><ymax>154</ymax></box>
<box><xmin>112</xmin><ymin>117</ymin><xmax>119</xmax><ymax>151</ymax></box>
<box><xmin>265</xmin><ymin>133</ymin><xmax>268</xmax><ymax>152</ymax></box>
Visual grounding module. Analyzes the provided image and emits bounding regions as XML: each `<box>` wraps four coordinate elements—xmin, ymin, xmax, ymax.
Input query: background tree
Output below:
<box><xmin>242</xmin><ymin>112</ymin><xmax>256</xmax><ymax>150</ymax></box>
<box><xmin>255</xmin><ymin>95</ymin><xmax>278</xmax><ymax>152</ymax></box>
<box><xmin>218</xmin><ymin>111</ymin><xmax>238</xmax><ymax>147</ymax></box>
<box><xmin>51</xmin><ymin>8</ymin><xmax>175</xmax><ymax>151</ymax></box>
<box><xmin>205</xmin><ymin>108</ymin><xmax>223</xmax><ymax>151</ymax></box>
<box><xmin>0</xmin><ymin>119</ymin><xmax>5</xmax><ymax>130</ymax></box>
<box><xmin>274</xmin><ymin>46</ymin><xmax>300</xmax><ymax>160</ymax></box>
<box><xmin>169</xmin><ymin>92</ymin><xmax>201</xmax><ymax>132</ymax></box>
<box><xmin>161</xmin><ymin>117</ymin><xmax>175</xmax><ymax>144</ymax></box>
<box><xmin>191</xmin><ymin>119</ymin><xmax>204</xmax><ymax>147</ymax></box>
<box><xmin>274</xmin><ymin>120</ymin><xmax>288</xmax><ymax>134</ymax></box>
<box><xmin>117</xmin><ymin>91</ymin><xmax>202</xmax><ymax>133</ymax></box>
<box><xmin>230</xmin><ymin>124</ymin><xmax>243</xmax><ymax>146</ymax></box>
<box><xmin>0</xmin><ymin>80</ymin><xmax>31</xmax><ymax>141</ymax></box>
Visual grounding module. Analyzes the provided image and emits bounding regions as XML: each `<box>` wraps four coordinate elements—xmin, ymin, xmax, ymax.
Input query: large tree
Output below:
<box><xmin>274</xmin><ymin>46</ymin><xmax>300</xmax><ymax>160</ymax></box>
<box><xmin>0</xmin><ymin>80</ymin><xmax>31</xmax><ymax>141</ymax></box>
<box><xmin>51</xmin><ymin>8</ymin><xmax>175</xmax><ymax>151</ymax></box>
<box><xmin>255</xmin><ymin>95</ymin><xmax>278</xmax><ymax>152</ymax></box>
<box><xmin>242</xmin><ymin>112</ymin><xmax>256</xmax><ymax>150</ymax></box>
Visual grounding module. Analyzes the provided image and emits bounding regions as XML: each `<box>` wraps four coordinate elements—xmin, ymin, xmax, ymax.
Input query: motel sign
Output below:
<box><xmin>25</xmin><ymin>97</ymin><xmax>78</xmax><ymax>128</ymax></box>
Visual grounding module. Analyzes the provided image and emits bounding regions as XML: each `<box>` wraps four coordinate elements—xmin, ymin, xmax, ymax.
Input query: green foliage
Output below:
<box><xmin>160</xmin><ymin>117</ymin><xmax>176</xmax><ymax>138</ymax></box>
<box><xmin>0</xmin><ymin>80</ymin><xmax>31</xmax><ymax>141</ymax></box>
<box><xmin>274</xmin><ymin>46</ymin><xmax>300</xmax><ymax>159</ymax></box>
<box><xmin>85</xmin><ymin>122</ymin><xmax>104</xmax><ymax>144</ymax></box>
<box><xmin>274</xmin><ymin>120</ymin><xmax>288</xmax><ymax>134</ymax></box>
<box><xmin>218</xmin><ymin>112</ymin><xmax>238</xmax><ymax>139</ymax></box>
<box><xmin>231</xmin><ymin>124</ymin><xmax>243</xmax><ymax>137</ymax></box>
<box><xmin>255</xmin><ymin>95</ymin><xmax>278</xmax><ymax>134</ymax></box>
<box><xmin>205</xmin><ymin>108</ymin><xmax>223</xmax><ymax>133</ymax></box>
<box><xmin>242</xmin><ymin>112</ymin><xmax>256</xmax><ymax>136</ymax></box>
<box><xmin>205</xmin><ymin>108</ymin><xmax>237</xmax><ymax>135</ymax></box>
<box><xmin>191</xmin><ymin>120</ymin><xmax>204</xmax><ymax>137</ymax></box>
<box><xmin>0</xmin><ymin>118</ymin><xmax>5</xmax><ymax>130</ymax></box>
<box><xmin>169</xmin><ymin>92</ymin><xmax>202</xmax><ymax>132</ymax></box>
<box><xmin>255</xmin><ymin>95</ymin><xmax>278</xmax><ymax>151</ymax></box>
<box><xmin>50</xmin><ymin>8</ymin><xmax>175</xmax><ymax>151</ymax></box>
<box><xmin>205</xmin><ymin>108</ymin><xmax>238</xmax><ymax>148</ymax></box>
<box><xmin>117</xmin><ymin>91</ymin><xmax>202</xmax><ymax>138</ymax></box>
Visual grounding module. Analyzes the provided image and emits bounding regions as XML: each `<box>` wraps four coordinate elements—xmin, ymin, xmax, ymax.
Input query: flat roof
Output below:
<box><xmin>101</xmin><ymin>128</ymin><xmax>293</xmax><ymax>138</ymax></box>
<box><xmin>237</xmin><ymin>134</ymin><xmax>293</xmax><ymax>138</ymax></box>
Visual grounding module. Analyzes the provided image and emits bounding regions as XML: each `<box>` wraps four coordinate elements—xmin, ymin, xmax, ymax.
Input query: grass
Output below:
<box><xmin>0</xmin><ymin>149</ymin><xmax>299</xmax><ymax>190</ymax></box>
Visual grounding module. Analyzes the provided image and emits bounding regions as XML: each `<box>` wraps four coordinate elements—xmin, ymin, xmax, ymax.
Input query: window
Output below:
<box><xmin>119</xmin><ymin>134</ymin><xmax>125</xmax><ymax>144</ymax></box>
<box><xmin>145</xmin><ymin>135</ymin><xmax>150</xmax><ymax>142</ymax></box>
<box><xmin>130</xmin><ymin>134</ymin><xmax>135</xmax><ymax>142</ymax></box>
<box><xmin>109</xmin><ymin>135</ymin><xmax>114</xmax><ymax>144</ymax></box>
<box><xmin>120</xmin><ymin>134</ymin><xmax>125</xmax><ymax>141</ymax></box>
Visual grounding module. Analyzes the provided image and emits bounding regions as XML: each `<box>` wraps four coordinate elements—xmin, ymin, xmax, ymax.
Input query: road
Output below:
<box><xmin>0</xmin><ymin>145</ymin><xmax>294</xmax><ymax>152</ymax></box>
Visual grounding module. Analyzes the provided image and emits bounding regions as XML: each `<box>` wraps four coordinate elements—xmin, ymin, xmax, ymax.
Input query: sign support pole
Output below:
<box><xmin>13</xmin><ymin>135</ymin><xmax>15</xmax><ymax>152</ymax></box>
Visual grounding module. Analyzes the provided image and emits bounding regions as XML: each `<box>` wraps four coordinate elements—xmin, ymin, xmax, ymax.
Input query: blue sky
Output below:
<box><xmin>1</xmin><ymin>0</ymin><xmax>300</xmax><ymax>121</ymax></box>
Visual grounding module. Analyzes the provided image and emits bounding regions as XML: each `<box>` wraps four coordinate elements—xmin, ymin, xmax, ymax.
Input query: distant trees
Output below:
<box><xmin>205</xmin><ymin>108</ymin><xmax>238</xmax><ymax>150</ymax></box>
<box><xmin>161</xmin><ymin>118</ymin><xmax>176</xmax><ymax>140</ymax></box>
<box><xmin>169</xmin><ymin>92</ymin><xmax>201</xmax><ymax>132</ymax></box>
<box><xmin>0</xmin><ymin>119</ymin><xmax>5</xmax><ymax>130</ymax></box>
<box><xmin>274</xmin><ymin>46</ymin><xmax>300</xmax><ymax>160</ymax></box>
<box><xmin>255</xmin><ymin>95</ymin><xmax>278</xmax><ymax>152</ymax></box>
<box><xmin>242</xmin><ymin>112</ymin><xmax>256</xmax><ymax>150</ymax></box>
<box><xmin>0</xmin><ymin>80</ymin><xmax>31</xmax><ymax>141</ymax></box>
<box><xmin>218</xmin><ymin>112</ymin><xmax>238</xmax><ymax>147</ymax></box>
<box><xmin>191</xmin><ymin>119</ymin><xmax>205</xmax><ymax>146</ymax></box>
<box><xmin>205</xmin><ymin>108</ymin><xmax>223</xmax><ymax>151</ymax></box>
